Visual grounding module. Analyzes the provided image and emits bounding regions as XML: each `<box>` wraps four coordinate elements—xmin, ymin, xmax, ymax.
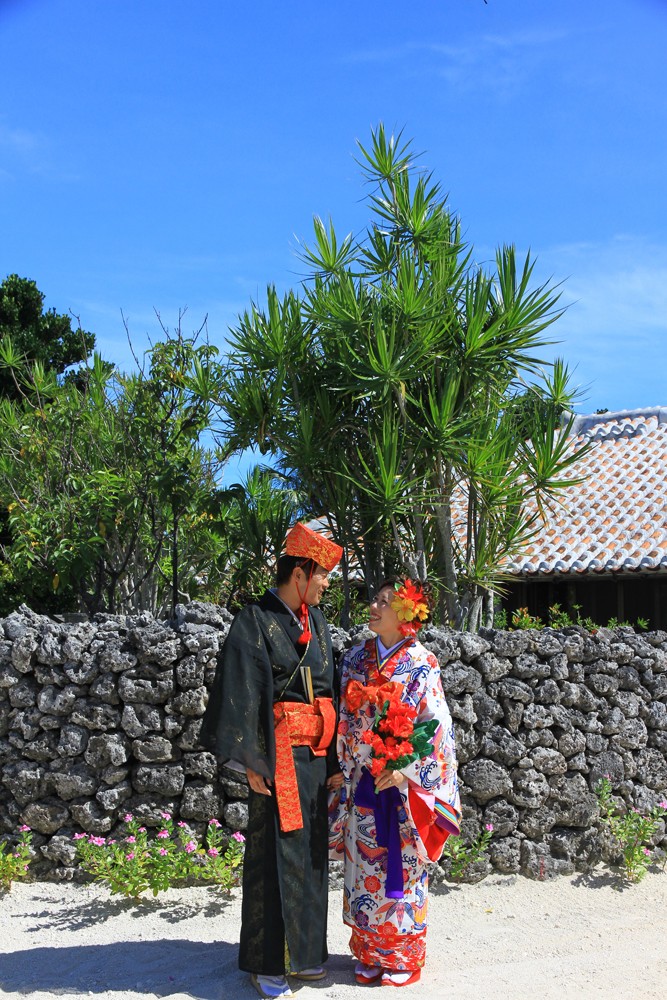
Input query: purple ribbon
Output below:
<box><xmin>355</xmin><ymin>767</ymin><xmax>404</xmax><ymax>899</ymax></box>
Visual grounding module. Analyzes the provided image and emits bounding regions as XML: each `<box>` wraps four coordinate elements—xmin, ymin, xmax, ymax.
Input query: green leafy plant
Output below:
<box><xmin>492</xmin><ymin>608</ymin><xmax>508</xmax><ymax>629</ymax></box>
<box><xmin>195</xmin><ymin>819</ymin><xmax>246</xmax><ymax>890</ymax></box>
<box><xmin>511</xmin><ymin>607</ymin><xmax>542</xmax><ymax>630</ymax></box>
<box><xmin>569</xmin><ymin>604</ymin><xmax>597</xmax><ymax>632</ymax></box>
<box><xmin>548</xmin><ymin>603</ymin><xmax>573</xmax><ymax>628</ymax></box>
<box><xmin>74</xmin><ymin>813</ymin><xmax>245</xmax><ymax>900</ymax></box>
<box><xmin>0</xmin><ymin>824</ymin><xmax>32</xmax><ymax>891</ymax></box>
<box><xmin>606</xmin><ymin>617</ymin><xmax>631</xmax><ymax>629</ymax></box>
<box><xmin>319</xmin><ymin>576</ymin><xmax>369</xmax><ymax>627</ymax></box>
<box><xmin>443</xmin><ymin>823</ymin><xmax>493</xmax><ymax>880</ymax></box>
<box><xmin>596</xmin><ymin>778</ymin><xmax>667</xmax><ymax>883</ymax></box>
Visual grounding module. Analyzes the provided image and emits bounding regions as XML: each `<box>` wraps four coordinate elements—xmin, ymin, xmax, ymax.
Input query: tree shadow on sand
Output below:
<box><xmin>18</xmin><ymin>889</ymin><xmax>237</xmax><ymax>933</ymax></box>
<box><xmin>0</xmin><ymin>939</ymin><xmax>245</xmax><ymax>1000</ymax></box>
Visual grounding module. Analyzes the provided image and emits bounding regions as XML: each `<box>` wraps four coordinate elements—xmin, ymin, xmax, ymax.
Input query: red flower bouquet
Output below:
<box><xmin>361</xmin><ymin>683</ymin><xmax>438</xmax><ymax>777</ymax></box>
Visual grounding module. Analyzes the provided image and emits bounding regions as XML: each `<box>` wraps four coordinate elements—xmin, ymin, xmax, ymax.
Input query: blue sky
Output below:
<box><xmin>2</xmin><ymin>0</ymin><xmax>666</xmax><ymax>479</ymax></box>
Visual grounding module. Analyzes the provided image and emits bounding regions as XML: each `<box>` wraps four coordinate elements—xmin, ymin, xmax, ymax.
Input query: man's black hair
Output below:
<box><xmin>275</xmin><ymin>555</ymin><xmax>317</xmax><ymax>586</ymax></box>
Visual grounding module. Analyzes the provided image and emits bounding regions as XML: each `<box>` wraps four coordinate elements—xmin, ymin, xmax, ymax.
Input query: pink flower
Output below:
<box><xmin>157</xmin><ymin>829</ymin><xmax>169</xmax><ymax>839</ymax></box>
<box><xmin>73</xmin><ymin>832</ymin><xmax>86</xmax><ymax>840</ymax></box>
<box><xmin>123</xmin><ymin>813</ymin><xmax>133</xmax><ymax>822</ymax></box>
<box><xmin>658</xmin><ymin>800</ymin><xmax>667</xmax><ymax>810</ymax></box>
<box><xmin>232</xmin><ymin>832</ymin><xmax>246</xmax><ymax>843</ymax></box>
<box><xmin>159</xmin><ymin>848</ymin><xmax>168</xmax><ymax>856</ymax></box>
<box><xmin>177</xmin><ymin>821</ymin><xmax>187</xmax><ymax>828</ymax></box>
<box><xmin>89</xmin><ymin>836</ymin><xmax>106</xmax><ymax>846</ymax></box>
<box><xmin>184</xmin><ymin>841</ymin><xmax>197</xmax><ymax>854</ymax></box>
<box><xmin>138</xmin><ymin>827</ymin><xmax>147</xmax><ymax>833</ymax></box>
<box><xmin>18</xmin><ymin>824</ymin><xmax>30</xmax><ymax>832</ymax></box>
<box><xmin>208</xmin><ymin>818</ymin><xmax>221</xmax><ymax>828</ymax></box>
<box><xmin>126</xmin><ymin>851</ymin><xmax>135</xmax><ymax>860</ymax></box>
<box><xmin>160</xmin><ymin>811</ymin><xmax>172</xmax><ymax>820</ymax></box>
<box><xmin>207</xmin><ymin>847</ymin><xmax>219</xmax><ymax>857</ymax></box>
<box><xmin>485</xmin><ymin>823</ymin><xmax>494</xmax><ymax>832</ymax></box>
<box><xmin>643</xmin><ymin>848</ymin><xmax>652</xmax><ymax>856</ymax></box>
<box><xmin>126</xmin><ymin>835</ymin><xmax>136</xmax><ymax>844</ymax></box>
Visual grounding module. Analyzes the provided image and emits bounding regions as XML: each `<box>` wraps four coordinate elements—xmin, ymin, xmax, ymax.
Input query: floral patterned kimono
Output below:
<box><xmin>332</xmin><ymin>636</ymin><xmax>460</xmax><ymax>972</ymax></box>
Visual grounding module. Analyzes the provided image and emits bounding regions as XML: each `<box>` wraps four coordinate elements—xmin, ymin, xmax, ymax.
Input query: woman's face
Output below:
<box><xmin>368</xmin><ymin>585</ymin><xmax>402</xmax><ymax>641</ymax></box>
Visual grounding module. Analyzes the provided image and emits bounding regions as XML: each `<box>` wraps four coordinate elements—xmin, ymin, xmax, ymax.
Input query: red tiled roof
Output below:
<box><xmin>504</xmin><ymin>407</ymin><xmax>667</xmax><ymax>576</ymax></box>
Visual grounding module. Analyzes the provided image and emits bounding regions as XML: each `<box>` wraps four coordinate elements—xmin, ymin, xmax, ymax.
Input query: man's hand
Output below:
<box><xmin>327</xmin><ymin>772</ymin><xmax>344</xmax><ymax>791</ymax></box>
<box><xmin>246</xmin><ymin>766</ymin><xmax>272</xmax><ymax>795</ymax></box>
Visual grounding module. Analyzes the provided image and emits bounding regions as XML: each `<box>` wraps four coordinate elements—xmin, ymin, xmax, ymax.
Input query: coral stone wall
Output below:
<box><xmin>1</xmin><ymin>603</ymin><xmax>666</xmax><ymax>880</ymax></box>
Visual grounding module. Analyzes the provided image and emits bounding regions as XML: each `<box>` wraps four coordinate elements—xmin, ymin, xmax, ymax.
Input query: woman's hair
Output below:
<box><xmin>275</xmin><ymin>555</ymin><xmax>317</xmax><ymax>586</ymax></box>
<box><xmin>376</xmin><ymin>576</ymin><xmax>434</xmax><ymax>624</ymax></box>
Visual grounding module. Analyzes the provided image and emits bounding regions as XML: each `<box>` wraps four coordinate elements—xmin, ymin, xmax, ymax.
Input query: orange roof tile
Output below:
<box><xmin>504</xmin><ymin>407</ymin><xmax>667</xmax><ymax>576</ymax></box>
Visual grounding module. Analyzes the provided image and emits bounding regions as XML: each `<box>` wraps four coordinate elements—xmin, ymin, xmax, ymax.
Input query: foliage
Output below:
<box><xmin>596</xmin><ymin>778</ymin><xmax>667</xmax><ymax>883</ymax></box>
<box><xmin>443</xmin><ymin>823</ymin><xmax>493</xmax><ymax>880</ymax></box>
<box><xmin>213</xmin><ymin>466</ymin><xmax>303</xmax><ymax>610</ymax></box>
<box><xmin>492</xmin><ymin>604</ymin><xmax>652</xmax><ymax>634</ymax></box>
<box><xmin>492</xmin><ymin>607</ymin><xmax>508</xmax><ymax>629</ymax></box>
<box><xmin>218</xmin><ymin>126</ymin><xmax>589</xmax><ymax>630</ymax></box>
<box><xmin>74</xmin><ymin>813</ymin><xmax>245</xmax><ymax>900</ymax></box>
<box><xmin>319</xmin><ymin>576</ymin><xmax>369</xmax><ymax>627</ymax></box>
<box><xmin>0</xmin><ymin>825</ymin><xmax>32</xmax><ymax>891</ymax></box>
<box><xmin>511</xmin><ymin>607</ymin><xmax>542</xmax><ymax>629</ymax></box>
<box><xmin>0</xmin><ymin>322</ymin><xmax>228</xmax><ymax>616</ymax></box>
<box><xmin>0</xmin><ymin>275</ymin><xmax>95</xmax><ymax>399</ymax></box>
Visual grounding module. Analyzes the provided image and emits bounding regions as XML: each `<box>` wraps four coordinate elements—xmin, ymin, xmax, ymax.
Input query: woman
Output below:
<box><xmin>333</xmin><ymin>578</ymin><xmax>460</xmax><ymax>988</ymax></box>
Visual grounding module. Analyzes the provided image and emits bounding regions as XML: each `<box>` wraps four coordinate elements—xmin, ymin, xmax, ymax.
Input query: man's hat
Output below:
<box><xmin>284</xmin><ymin>522</ymin><xmax>343</xmax><ymax>572</ymax></box>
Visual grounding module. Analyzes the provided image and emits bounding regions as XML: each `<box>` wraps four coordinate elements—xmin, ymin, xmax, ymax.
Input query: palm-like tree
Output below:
<box><xmin>220</xmin><ymin>127</ymin><xmax>589</xmax><ymax>629</ymax></box>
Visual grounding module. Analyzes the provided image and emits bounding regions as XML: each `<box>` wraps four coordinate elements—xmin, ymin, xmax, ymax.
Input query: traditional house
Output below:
<box><xmin>502</xmin><ymin>407</ymin><xmax>667</xmax><ymax>629</ymax></box>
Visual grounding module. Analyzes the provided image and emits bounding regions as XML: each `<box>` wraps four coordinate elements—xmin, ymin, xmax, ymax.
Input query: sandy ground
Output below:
<box><xmin>1</xmin><ymin>872</ymin><xmax>667</xmax><ymax>1000</ymax></box>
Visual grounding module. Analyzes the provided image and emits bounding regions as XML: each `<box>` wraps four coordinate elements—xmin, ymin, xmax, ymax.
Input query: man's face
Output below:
<box><xmin>296</xmin><ymin>563</ymin><xmax>330</xmax><ymax>605</ymax></box>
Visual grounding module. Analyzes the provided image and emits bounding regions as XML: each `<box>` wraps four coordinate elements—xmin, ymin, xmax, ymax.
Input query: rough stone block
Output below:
<box><xmin>133</xmin><ymin>764</ymin><xmax>185</xmax><ymax>796</ymax></box>
<box><xmin>460</xmin><ymin>760</ymin><xmax>512</xmax><ymax>803</ymax></box>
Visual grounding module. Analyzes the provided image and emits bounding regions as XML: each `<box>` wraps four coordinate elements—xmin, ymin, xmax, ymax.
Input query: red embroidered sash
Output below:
<box><xmin>272</xmin><ymin>698</ymin><xmax>336</xmax><ymax>833</ymax></box>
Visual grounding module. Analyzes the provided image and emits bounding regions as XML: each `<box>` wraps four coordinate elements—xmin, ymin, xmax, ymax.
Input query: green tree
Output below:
<box><xmin>220</xmin><ymin>126</ymin><xmax>589</xmax><ymax>630</ymax></box>
<box><xmin>0</xmin><ymin>275</ymin><xmax>95</xmax><ymax>398</ymax></box>
<box><xmin>216</xmin><ymin>466</ymin><xmax>303</xmax><ymax>608</ymax></box>
<box><xmin>0</xmin><ymin>323</ymin><xmax>227</xmax><ymax>616</ymax></box>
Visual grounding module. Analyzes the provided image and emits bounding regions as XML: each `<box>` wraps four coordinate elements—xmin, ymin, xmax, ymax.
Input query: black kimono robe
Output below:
<box><xmin>200</xmin><ymin>590</ymin><xmax>337</xmax><ymax>975</ymax></box>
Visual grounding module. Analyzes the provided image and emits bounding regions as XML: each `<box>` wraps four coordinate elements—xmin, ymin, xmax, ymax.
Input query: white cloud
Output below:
<box><xmin>531</xmin><ymin>236</ymin><xmax>667</xmax><ymax>410</ymax></box>
<box><xmin>0</xmin><ymin>117</ymin><xmax>80</xmax><ymax>181</ymax></box>
<box><xmin>344</xmin><ymin>28</ymin><xmax>569</xmax><ymax>99</ymax></box>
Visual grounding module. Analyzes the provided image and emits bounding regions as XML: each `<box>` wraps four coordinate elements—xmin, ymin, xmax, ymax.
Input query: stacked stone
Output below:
<box><xmin>1</xmin><ymin>604</ymin><xmax>666</xmax><ymax>881</ymax></box>
<box><xmin>419</xmin><ymin>624</ymin><xmax>667</xmax><ymax>880</ymax></box>
<box><xmin>0</xmin><ymin>602</ymin><xmax>243</xmax><ymax>879</ymax></box>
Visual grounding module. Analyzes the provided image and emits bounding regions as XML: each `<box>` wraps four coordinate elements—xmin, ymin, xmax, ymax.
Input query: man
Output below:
<box><xmin>201</xmin><ymin>522</ymin><xmax>343</xmax><ymax>1000</ymax></box>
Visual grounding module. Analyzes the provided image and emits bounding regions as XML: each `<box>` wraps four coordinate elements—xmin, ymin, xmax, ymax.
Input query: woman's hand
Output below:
<box><xmin>327</xmin><ymin>772</ymin><xmax>344</xmax><ymax>791</ymax></box>
<box><xmin>374</xmin><ymin>768</ymin><xmax>405</xmax><ymax>792</ymax></box>
<box><xmin>246</xmin><ymin>766</ymin><xmax>272</xmax><ymax>795</ymax></box>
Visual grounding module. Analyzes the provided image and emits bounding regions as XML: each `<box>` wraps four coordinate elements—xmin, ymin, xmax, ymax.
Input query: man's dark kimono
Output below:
<box><xmin>200</xmin><ymin>590</ymin><xmax>337</xmax><ymax>976</ymax></box>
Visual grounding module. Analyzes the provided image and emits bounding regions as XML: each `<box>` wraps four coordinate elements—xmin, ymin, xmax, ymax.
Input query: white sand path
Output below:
<box><xmin>1</xmin><ymin>873</ymin><xmax>666</xmax><ymax>1000</ymax></box>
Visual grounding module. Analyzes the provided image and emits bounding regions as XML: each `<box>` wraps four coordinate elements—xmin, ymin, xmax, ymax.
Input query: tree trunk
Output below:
<box><xmin>433</xmin><ymin>459</ymin><xmax>460</xmax><ymax>624</ymax></box>
<box><xmin>483</xmin><ymin>590</ymin><xmax>495</xmax><ymax>629</ymax></box>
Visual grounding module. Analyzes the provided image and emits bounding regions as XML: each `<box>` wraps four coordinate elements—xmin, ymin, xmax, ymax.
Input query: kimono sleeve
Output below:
<box><xmin>399</xmin><ymin>653</ymin><xmax>459</xmax><ymax>804</ymax></box>
<box><xmin>199</xmin><ymin>605</ymin><xmax>276</xmax><ymax>780</ymax></box>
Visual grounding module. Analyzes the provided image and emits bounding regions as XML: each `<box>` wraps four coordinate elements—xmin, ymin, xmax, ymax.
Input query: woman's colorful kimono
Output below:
<box><xmin>332</xmin><ymin>636</ymin><xmax>460</xmax><ymax>971</ymax></box>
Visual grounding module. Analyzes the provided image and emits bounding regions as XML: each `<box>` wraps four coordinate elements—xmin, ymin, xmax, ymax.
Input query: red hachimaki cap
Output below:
<box><xmin>284</xmin><ymin>522</ymin><xmax>343</xmax><ymax>572</ymax></box>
